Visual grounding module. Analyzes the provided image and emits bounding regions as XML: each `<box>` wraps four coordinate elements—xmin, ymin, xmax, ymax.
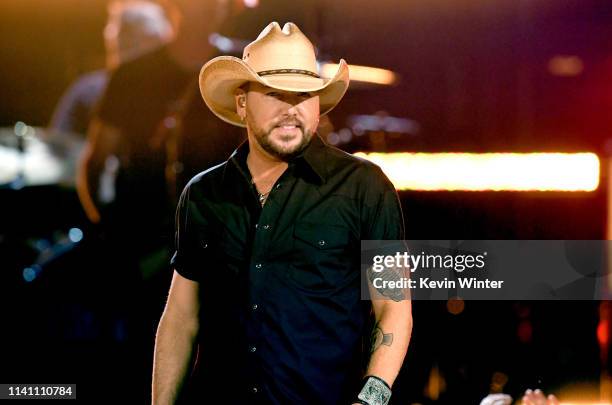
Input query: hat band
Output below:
<box><xmin>257</xmin><ymin>68</ymin><xmax>320</xmax><ymax>79</ymax></box>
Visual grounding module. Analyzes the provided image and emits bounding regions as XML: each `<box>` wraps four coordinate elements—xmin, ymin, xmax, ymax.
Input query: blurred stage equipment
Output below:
<box><xmin>320</xmin><ymin>62</ymin><xmax>399</xmax><ymax>86</ymax></box>
<box><xmin>348</xmin><ymin>113</ymin><xmax>420</xmax><ymax>136</ymax></box>
<box><xmin>0</xmin><ymin>124</ymin><xmax>84</xmax><ymax>189</ymax></box>
<box><xmin>326</xmin><ymin>113</ymin><xmax>419</xmax><ymax>149</ymax></box>
<box><xmin>354</xmin><ymin>152</ymin><xmax>600</xmax><ymax>192</ymax></box>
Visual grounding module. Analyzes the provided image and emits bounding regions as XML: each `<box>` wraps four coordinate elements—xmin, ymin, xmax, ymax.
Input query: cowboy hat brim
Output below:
<box><xmin>199</xmin><ymin>56</ymin><xmax>349</xmax><ymax>127</ymax></box>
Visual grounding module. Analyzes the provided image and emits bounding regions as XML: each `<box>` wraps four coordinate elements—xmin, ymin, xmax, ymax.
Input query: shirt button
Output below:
<box><xmin>318</xmin><ymin>240</ymin><xmax>326</xmax><ymax>247</ymax></box>
<box><xmin>251</xmin><ymin>386</ymin><xmax>259</xmax><ymax>394</ymax></box>
<box><xmin>202</xmin><ymin>242</ymin><xmax>208</xmax><ymax>249</ymax></box>
<box><xmin>255</xmin><ymin>263</ymin><xmax>262</xmax><ymax>269</ymax></box>
<box><xmin>275</xmin><ymin>183</ymin><xmax>282</xmax><ymax>189</ymax></box>
<box><xmin>250</xmin><ymin>345</ymin><xmax>257</xmax><ymax>353</ymax></box>
<box><xmin>263</xmin><ymin>224</ymin><xmax>271</xmax><ymax>230</ymax></box>
<box><xmin>252</xmin><ymin>304</ymin><xmax>258</xmax><ymax>310</ymax></box>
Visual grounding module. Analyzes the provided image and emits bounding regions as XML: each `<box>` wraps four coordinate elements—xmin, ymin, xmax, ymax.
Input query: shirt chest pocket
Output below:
<box><xmin>195</xmin><ymin>227</ymin><xmax>241</xmax><ymax>283</ymax></box>
<box><xmin>288</xmin><ymin>222</ymin><xmax>357</xmax><ymax>293</ymax></box>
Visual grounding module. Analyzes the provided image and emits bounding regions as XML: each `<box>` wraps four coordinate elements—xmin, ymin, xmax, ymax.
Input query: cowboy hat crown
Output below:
<box><xmin>242</xmin><ymin>22</ymin><xmax>319</xmax><ymax>78</ymax></box>
<box><xmin>199</xmin><ymin>21</ymin><xmax>349</xmax><ymax>127</ymax></box>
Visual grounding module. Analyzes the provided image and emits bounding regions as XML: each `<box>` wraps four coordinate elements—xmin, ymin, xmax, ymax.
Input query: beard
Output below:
<box><xmin>247</xmin><ymin>115</ymin><xmax>314</xmax><ymax>162</ymax></box>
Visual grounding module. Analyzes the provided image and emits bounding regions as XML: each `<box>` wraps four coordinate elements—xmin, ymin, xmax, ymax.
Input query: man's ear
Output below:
<box><xmin>234</xmin><ymin>88</ymin><xmax>247</xmax><ymax>121</ymax></box>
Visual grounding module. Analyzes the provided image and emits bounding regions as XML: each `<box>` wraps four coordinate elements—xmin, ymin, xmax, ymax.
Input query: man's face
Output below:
<box><xmin>238</xmin><ymin>82</ymin><xmax>320</xmax><ymax>161</ymax></box>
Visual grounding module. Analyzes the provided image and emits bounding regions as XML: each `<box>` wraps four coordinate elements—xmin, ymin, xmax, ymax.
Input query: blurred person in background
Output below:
<box><xmin>26</xmin><ymin>1</ymin><xmax>244</xmax><ymax>401</ymax></box>
<box><xmin>49</xmin><ymin>0</ymin><xmax>174</xmax><ymax>136</ymax></box>
<box><xmin>30</xmin><ymin>3</ymin><xmax>176</xmax><ymax>399</ymax></box>
<box><xmin>76</xmin><ymin>0</ymin><xmax>243</xmax><ymax>260</ymax></box>
<box><xmin>32</xmin><ymin>0</ymin><xmax>175</xmax><ymax>357</ymax></box>
<box><xmin>76</xmin><ymin>0</ymin><xmax>243</xmax><ymax>289</ymax></box>
<box><xmin>39</xmin><ymin>0</ymin><xmax>175</xmax><ymax>353</ymax></box>
<box><xmin>75</xmin><ymin>5</ymin><xmax>245</xmax><ymax>395</ymax></box>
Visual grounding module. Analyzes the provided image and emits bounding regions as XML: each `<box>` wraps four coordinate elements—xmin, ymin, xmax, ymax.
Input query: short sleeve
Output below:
<box><xmin>362</xmin><ymin>165</ymin><xmax>405</xmax><ymax>240</ymax></box>
<box><xmin>50</xmin><ymin>71</ymin><xmax>108</xmax><ymax>134</ymax></box>
<box><xmin>170</xmin><ymin>184</ymin><xmax>201</xmax><ymax>281</ymax></box>
<box><xmin>49</xmin><ymin>79</ymin><xmax>88</xmax><ymax>134</ymax></box>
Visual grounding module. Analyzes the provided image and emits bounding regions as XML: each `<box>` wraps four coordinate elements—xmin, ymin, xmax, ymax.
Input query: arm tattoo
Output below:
<box><xmin>370</xmin><ymin>321</ymin><xmax>393</xmax><ymax>354</ymax></box>
<box><xmin>367</xmin><ymin>265</ymin><xmax>406</xmax><ymax>302</ymax></box>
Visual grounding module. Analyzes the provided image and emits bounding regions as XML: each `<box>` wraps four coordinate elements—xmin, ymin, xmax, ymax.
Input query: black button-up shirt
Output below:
<box><xmin>171</xmin><ymin>134</ymin><xmax>404</xmax><ymax>404</ymax></box>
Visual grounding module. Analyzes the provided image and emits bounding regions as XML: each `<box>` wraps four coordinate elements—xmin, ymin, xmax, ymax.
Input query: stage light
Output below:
<box><xmin>597</xmin><ymin>321</ymin><xmax>609</xmax><ymax>347</ymax></box>
<box><xmin>354</xmin><ymin>152</ymin><xmax>600</xmax><ymax>191</ymax></box>
<box><xmin>320</xmin><ymin>63</ymin><xmax>399</xmax><ymax>85</ymax></box>
<box><xmin>446</xmin><ymin>297</ymin><xmax>464</xmax><ymax>315</ymax></box>
<box><xmin>548</xmin><ymin>55</ymin><xmax>584</xmax><ymax>77</ymax></box>
<box><xmin>68</xmin><ymin>228</ymin><xmax>83</xmax><ymax>243</ymax></box>
<box><xmin>209</xmin><ymin>33</ymin><xmax>236</xmax><ymax>53</ymax></box>
<box><xmin>23</xmin><ymin>267</ymin><xmax>36</xmax><ymax>282</ymax></box>
<box><xmin>339</xmin><ymin>128</ymin><xmax>352</xmax><ymax>143</ymax></box>
<box><xmin>559</xmin><ymin>403</ymin><xmax>612</xmax><ymax>405</ymax></box>
<box><xmin>14</xmin><ymin>121</ymin><xmax>27</xmax><ymax>137</ymax></box>
<box><xmin>243</xmin><ymin>0</ymin><xmax>259</xmax><ymax>7</ymax></box>
<box><xmin>22</xmin><ymin>265</ymin><xmax>41</xmax><ymax>283</ymax></box>
<box><xmin>327</xmin><ymin>132</ymin><xmax>340</xmax><ymax>145</ymax></box>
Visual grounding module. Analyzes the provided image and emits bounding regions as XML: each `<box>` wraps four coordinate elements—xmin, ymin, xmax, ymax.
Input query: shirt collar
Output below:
<box><xmin>229</xmin><ymin>134</ymin><xmax>328</xmax><ymax>185</ymax></box>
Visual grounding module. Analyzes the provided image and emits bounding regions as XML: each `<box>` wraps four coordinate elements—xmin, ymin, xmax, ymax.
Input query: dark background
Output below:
<box><xmin>0</xmin><ymin>0</ymin><xmax>610</xmax><ymax>403</ymax></box>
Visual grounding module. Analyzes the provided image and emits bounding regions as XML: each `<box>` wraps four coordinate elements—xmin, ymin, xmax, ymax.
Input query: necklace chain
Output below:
<box><xmin>248</xmin><ymin>161</ymin><xmax>286</xmax><ymax>207</ymax></box>
<box><xmin>258</xmin><ymin>190</ymin><xmax>270</xmax><ymax>205</ymax></box>
<box><xmin>254</xmin><ymin>182</ymin><xmax>272</xmax><ymax>206</ymax></box>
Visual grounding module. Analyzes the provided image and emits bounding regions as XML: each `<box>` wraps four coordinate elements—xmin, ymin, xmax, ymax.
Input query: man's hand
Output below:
<box><xmin>522</xmin><ymin>388</ymin><xmax>559</xmax><ymax>405</ymax></box>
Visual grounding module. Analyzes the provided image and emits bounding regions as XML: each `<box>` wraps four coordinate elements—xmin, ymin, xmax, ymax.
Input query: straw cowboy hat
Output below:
<box><xmin>199</xmin><ymin>21</ymin><xmax>350</xmax><ymax>127</ymax></box>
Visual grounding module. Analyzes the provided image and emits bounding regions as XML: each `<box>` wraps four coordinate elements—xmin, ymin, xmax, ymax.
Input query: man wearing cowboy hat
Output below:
<box><xmin>153</xmin><ymin>22</ymin><xmax>412</xmax><ymax>405</ymax></box>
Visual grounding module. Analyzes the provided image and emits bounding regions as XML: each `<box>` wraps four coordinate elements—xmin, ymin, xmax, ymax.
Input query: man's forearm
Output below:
<box><xmin>365</xmin><ymin>300</ymin><xmax>412</xmax><ymax>387</ymax></box>
<box><xmin>152</xmin><ymin>312</ymin><xmax>199</xmax><ymax>404</ymax></box>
